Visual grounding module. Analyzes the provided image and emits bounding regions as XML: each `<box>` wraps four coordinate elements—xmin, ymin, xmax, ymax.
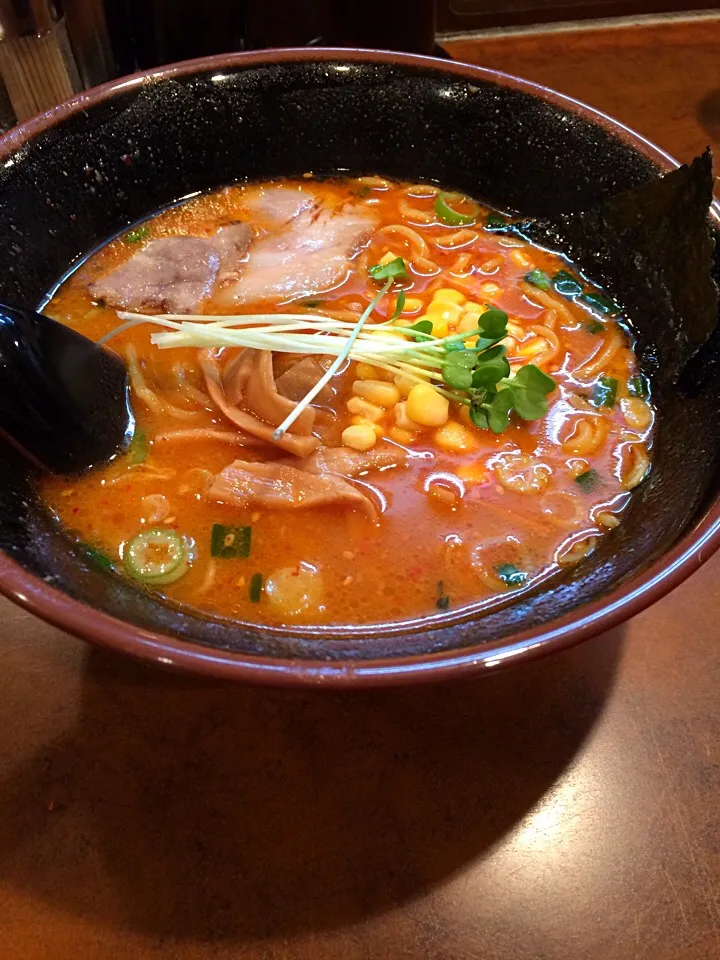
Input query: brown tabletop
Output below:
<box><xmin>2</xmin><ymin>15</ymin><xmax>720</xmax><ymax>959</ymax></box>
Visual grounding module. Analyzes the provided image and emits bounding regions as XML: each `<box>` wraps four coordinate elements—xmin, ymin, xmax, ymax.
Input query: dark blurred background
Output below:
<box><xmin>0</xmin><ymin>0</ymin><xmax>716</xmax><ymax>126</ymax></box>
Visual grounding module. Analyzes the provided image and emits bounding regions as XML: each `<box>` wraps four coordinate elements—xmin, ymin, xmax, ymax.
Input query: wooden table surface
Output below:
<box><xmin>2</xmin><ymin>16</ymin><xmax>720</xmax><ymax>960</ymax></box>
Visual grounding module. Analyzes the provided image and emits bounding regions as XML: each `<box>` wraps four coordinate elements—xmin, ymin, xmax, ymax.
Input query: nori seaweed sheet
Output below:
<box><xmin>523</xmin><ymin>149</ymin><xmax>718</xmax><ymax>388</ymax></box>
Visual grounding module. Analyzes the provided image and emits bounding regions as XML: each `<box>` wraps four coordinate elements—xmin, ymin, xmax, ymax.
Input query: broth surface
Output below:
<box><xmin>40</xmin><ymin>177</ymin><xmax>653</xmax><ymax>626</ymax></box>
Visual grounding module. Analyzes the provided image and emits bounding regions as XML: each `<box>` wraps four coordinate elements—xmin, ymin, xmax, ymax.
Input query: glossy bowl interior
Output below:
<box><xmin>0</xmin><ymin>48</ymin><xmax>719</xmax><ymax>686</ymax></box>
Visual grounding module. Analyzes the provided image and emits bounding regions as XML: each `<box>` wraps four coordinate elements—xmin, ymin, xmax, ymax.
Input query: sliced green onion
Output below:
<box><xmin>497</xmin><ymin>563</ymin><xmax>527</xmax><ymax>587</ymax></box>
<box><xmin>436</xmin><ymin>580</ymin><xmax>451</xmax><ymax>610</ymax></box>
<box><xmin>124</xmin><ymin>528</ymin><xmax>188</xmax><ymax>584</ymax></box>
<box><xmin>123</xmin><ymin>225</ymin><xmax>150</xmax><ymax>244</ymax></box>
<box><xmin>592</xmin><ymin>376</ymin><xmax>618</xmax><ymax>408</ymax></box>
<box><xmin>628</xmin><ymin>374</ymin><xmax>649</xmax><ymax>398</ymax></box>
<box><xmin>583</xmin><ymin>319</ymin><xmax>604</xmax><ymax>334</ymax></box>
<box><xmin>575</xmin><ymin>469</ymin><xmax>599</xmax><ymax>492</ymax></box>
<box><xmin>552</xmin><ymin>270</ymin><xmax>583</xmax><ymax>297</ymax></box>
<box><xmin>484</xmin><ymin>213</ymin><xmax>509</xmax><ymax>231</ymax></box>
<box><xmin>127</xmin><ymin>428</ymin><xmax>148</xmax><ymax>464</ymax></box>
<box><xmin>211</xmin><ymin>523</ymin><xmax>251</xmax><ymax>559</ymax></box>
<box><xmin>249</xmin><ymin>572</ymin><xmax>263</xmax><ymax>603</ymax></box>
<box><xmin>435</xmin><ymin>192</ymin><xmax>478</xmax><ymax>226</ymax></box>
<box><xmin>524</xmin><ymin>269</ymin><xmax>551</xmax><ymax>290</ymax></box>
<box><xmin>84</xmin><ymin>544</ymin><xmax>114</xmax><ymax>572</ymax></box>
<box><xmin>580</xmin><ymin>291</ymin><xmax>620</xmax><ymax>315</ymax></box>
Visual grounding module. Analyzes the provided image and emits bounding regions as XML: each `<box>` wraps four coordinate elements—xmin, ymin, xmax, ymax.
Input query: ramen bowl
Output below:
<box><xmin>0</xmin><ymin>48</ymin><xmax>718</xmax><ymax>687</ymax></box>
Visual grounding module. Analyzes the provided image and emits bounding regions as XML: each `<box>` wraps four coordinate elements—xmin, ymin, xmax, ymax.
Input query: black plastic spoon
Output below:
<box><xmin>0</xmin><ymin>304</ymin><xmax>133</xmax><ymax>474</ymax></box>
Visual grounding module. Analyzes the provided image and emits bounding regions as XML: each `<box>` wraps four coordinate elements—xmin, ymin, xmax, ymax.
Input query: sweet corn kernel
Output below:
<box><xmin>350</xmin><ymin>416</ymin><xmax>384</xmax><ymax>436</ymax></box>
<box><xmin>457</xmin><ymin>462</ymin><xmax>487</xmax><ymax>485</ymax></box>
<box><xmin>393</xmin><ymin>374</ymin><xmax>416</xmax><ymax>398</ymax></box>
<box><xmin>388</xmin><ymin>426</ymin><xmax>416</xmax><ymax>446</ymax></box>
<box><xmin>391</xmin><ymin>318</ymin><xmax>413</xmax><ymax>329</ymax></box>
<box><xmin>353</xmin><ymin>379</ymin><xmax>401</xmax><ymax>407</ymax></box>
<box><xmin>430</xmin><ymin>315</ymin><xmax>449</xmax><ymax>338</ymax></box>
<box><xmin>458</xmin><ymin>312</ymin><xmax>482</xmax><ymax>334</ymax></box>
<box><xmin>518</xmin><ymin>338</ymin><xmax>549</xmax><ymax>359</ymax></box>
<box><xmin>394</xmin><ymin>400</ymin><xmax>424</xmax><ymax>432</ymax></box>
<box><xmin>401</xmin><ymin>296</ymin><xmax>423</xmax><ymax>315</ymax></box>
<box><xmin>432</xmin><ymin>288</ymin><xmax>466</xmax><ymax>305</ymax></box>
<box><xmin>355</xmin><ymin>362</ymin><xmax>383</xmax><ymax>380</ymax></box>
<box><xmin>426</xmin><ymin>301</ymin><xmax>463</xmax><ymax>323</ymax></box>
<box><xmin>346</xmin><ymin>396</ymin><xmax>385</xmax><ymax>422</ymax></box>
<box><xmin>378</xmin><ymin>250</ymin><xmax>396</xmax><ymax>266</ymax></box>
<box><xmin>433</xmin><ymin>420</ymin><xmax>478</xmax><ymax>453</ymax></box>
<box><xmin>480</xmin><ymin>282</ymin><xmax>501</xmax><ymax>297</ymax></box>
<box><xmin>342</xmin><ymin>424</ymin><xmax>377</xmax><ymax>451</ymax></box>
<box><xmin>407</xmin><ymin>382</ymin><xmax>449</xmax><ymax>427</ymax></box>
<box><xmin>464</xmin><ymin>301</ymin><xmax>484</xmax><ymax>313</ymax></box>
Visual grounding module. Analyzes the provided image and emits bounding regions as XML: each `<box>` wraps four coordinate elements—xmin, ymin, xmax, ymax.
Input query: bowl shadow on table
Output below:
<box><xmin>0</xmin><ymin>625</ymin><xmax>624</xmax><ymax>942</ymax></box>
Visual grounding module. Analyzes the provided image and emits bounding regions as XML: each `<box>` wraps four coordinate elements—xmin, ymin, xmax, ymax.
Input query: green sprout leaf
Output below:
<box><xmin>524</xmin><ymin>268</ymin><xmax>551</xmax><ymax>290</ymax></box>
<box><xmin>552</xmin><ymin>270</ymin><xmax>583</xmax><ymax>297</ymax></box>
<box><xmin>369</xmin><ymin>257</ymin><xmax>408</xmax><ymax>281</ymax></box>
<box><xmin>487</xmin><ymin>387</ymin><xmax>516</xmax><ymax>433</ymax></box>
<box><xmin>477</xmin><ymin>308</ymin><xmax>508</xmax><ymax>339</ymax></box>
<box><xmin>391</xmin><ymin>290</ymin><xmax>406</xmax><ymax>321</ymax></box>
<box><xmin>592</xmin><ymin>376</ymin><xmax>618</xmax><ymax>407</ymax></box>
<box><xmin>472</xmin><ymin>346</ymin><xmax>510</xmax><ymax>388</ymax></box>
<box><xmin>442</xmin><ymin>349</ymin><xmax>476</xmax><ymax>389</ymax></box>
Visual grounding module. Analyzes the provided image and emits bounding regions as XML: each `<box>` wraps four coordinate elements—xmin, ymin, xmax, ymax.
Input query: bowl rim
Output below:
<box><xmin>1</xmin><ymin>45</ymin><xmax>719</xmax><ymax>687</ymax></box>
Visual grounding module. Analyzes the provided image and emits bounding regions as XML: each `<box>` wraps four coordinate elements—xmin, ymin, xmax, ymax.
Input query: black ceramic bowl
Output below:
<box><xmin>0</xmin><ymin>49</ymin><xmax>718</xmax><ymax>687</ymax></box>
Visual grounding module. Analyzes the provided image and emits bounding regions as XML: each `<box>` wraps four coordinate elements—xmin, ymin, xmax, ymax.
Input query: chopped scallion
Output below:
<box><xmin>575</xmin><ymin>468</ymin><xmax>599</xmax><ymax>492</ymax></box>
<box><xmin>434</xmin><ymin>192</ymin><xmax>478</xmax><ymax>226</ymax></box>
<box><xmin>628</xmin><ymin>374</ymin><xmax>649</xmax><ymax>398</ymax></box>
<box><xmin>484</xmin><ymin>213</ymin><xmax>509</xmax><ymax>231</ymax></box>
<box><xmin>552</xmin><ymin>270</ymin><xmax>583</xmax><ymax>297</ymax></box>
<box><xmin>592</xmin><ymin>376</ymin><xmax>618</xmax><ymax>407</ymax></box>
<box><xmin>211</xmin><ymin>523</ymin><xmax>251</xmax><ymax>559</ymax></box>
<box><xmin>524</xmin><ymin>268</ymin><xmax>551</xmax><ymax>290</ymax></box>
<box><xmin>127</xmin><ymin>428</ymin><xmax>148</xmax><ymax>464</ymax></box>
<box><xmin>580</xmin><ymin>291</ymin><xmax>620</xmax><ymax>315</ymax></box>
<box><xmin>123</xmin><ymin>225</ymin><xmax>150</xmax><ymax>244</ymax></box>
<box><xmin>497</xmin><ymin>563</ymin><xmax>527</xmax><ymax>587</ymax></box>
<box><xmin>249</xmin><ymin>572</ymin><xmax>263</xmax><ymax>603</ymax></box>
<box><xmin>583</xmin><ymin>319</ymin><xmax>604</xmax><ymax>334</ymax></box>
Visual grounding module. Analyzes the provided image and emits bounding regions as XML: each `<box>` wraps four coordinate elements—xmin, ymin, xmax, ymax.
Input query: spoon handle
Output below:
<box><xmin>0</xmin><ymin>305</ymin><xmax>133</xmax><ymax>474</ymax></box>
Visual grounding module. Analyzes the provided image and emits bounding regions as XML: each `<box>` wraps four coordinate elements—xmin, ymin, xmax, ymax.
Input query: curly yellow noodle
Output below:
<box><xmin>353</xmin><ymin>176</ymin><xmax>391</xmax><ymax>189</ymax></box>
<box><xmin>432</xmin><ymin>228</ymin><xmax>478</xmax><ymax>250</ymax></box>
<box><xmin>542</xmin><ymin>307</ymin><xmax>558</xmax><ymax>331</ymax></box>
<box><xmin>540</xmin><ymin>491</ymin><xmax>586</xmax><ymax>528</ymax></box>
<box><xmin>620</xmin><ymin>396</ymin><xmax>653</xmax><ymax>432</ymax></box>
<box><xmin>125</xmin><ymin>344</ymin><xmax>201</xmax><ymax>421</ymax></box>
<box><xmin>621</xmin><ymin>443</ymin><xmax>650</xmax><ymax>489</ymax></box>
<box><xmin>404</xmin><ymin>183</ymin><xmax>439</xmax><ymax>198</ymax></box>
<box><xmin>562</xmin><ymin>417</ymin><xmax>608</xmax><ymax>455</ymax></box>
<box><xmin>375</xmin><ymin>223</ymin><xmax>429</xmax><ymax>259</ymax></box>
<box><xmin>556</xmin><ymin>533</ymin><xmax>599</xmax><ymax>566</ymax></box>
<box><xmin>520</xmin><ymin>282</ymin><xmax>576</xmax><ymax>328</ymax></box>
<box><xmin>410</xmin><ymin>256</ymin><xmax>440</xmax><ymax>276</ymax></box>
<box><xmin>398</xmin><ymin>197</ymin><xmax>435</xmax><ymax>224</ymax></box>
<box><xmin>478</xmin><ymin>254</ymin><xmax>504</xmax><ymax>274</ymax></box>
<box><xmin>574</xmin><ymin>329</ymin><xmax>623</xmax><ymax>380</ymax></box>
<box><xmin>494</xmin><ymin>453</ymin><xmax>551</xmax><ymax>494</ymax></box>
<box><xmin>516</xmin><ymin>324</ymin><xmax>562</xmax><ymax>368</ymax></box>
<box><xmin>449</xmin><ymin>252</ymin><xmax>473</xmax><ymax>276</ymax></box>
